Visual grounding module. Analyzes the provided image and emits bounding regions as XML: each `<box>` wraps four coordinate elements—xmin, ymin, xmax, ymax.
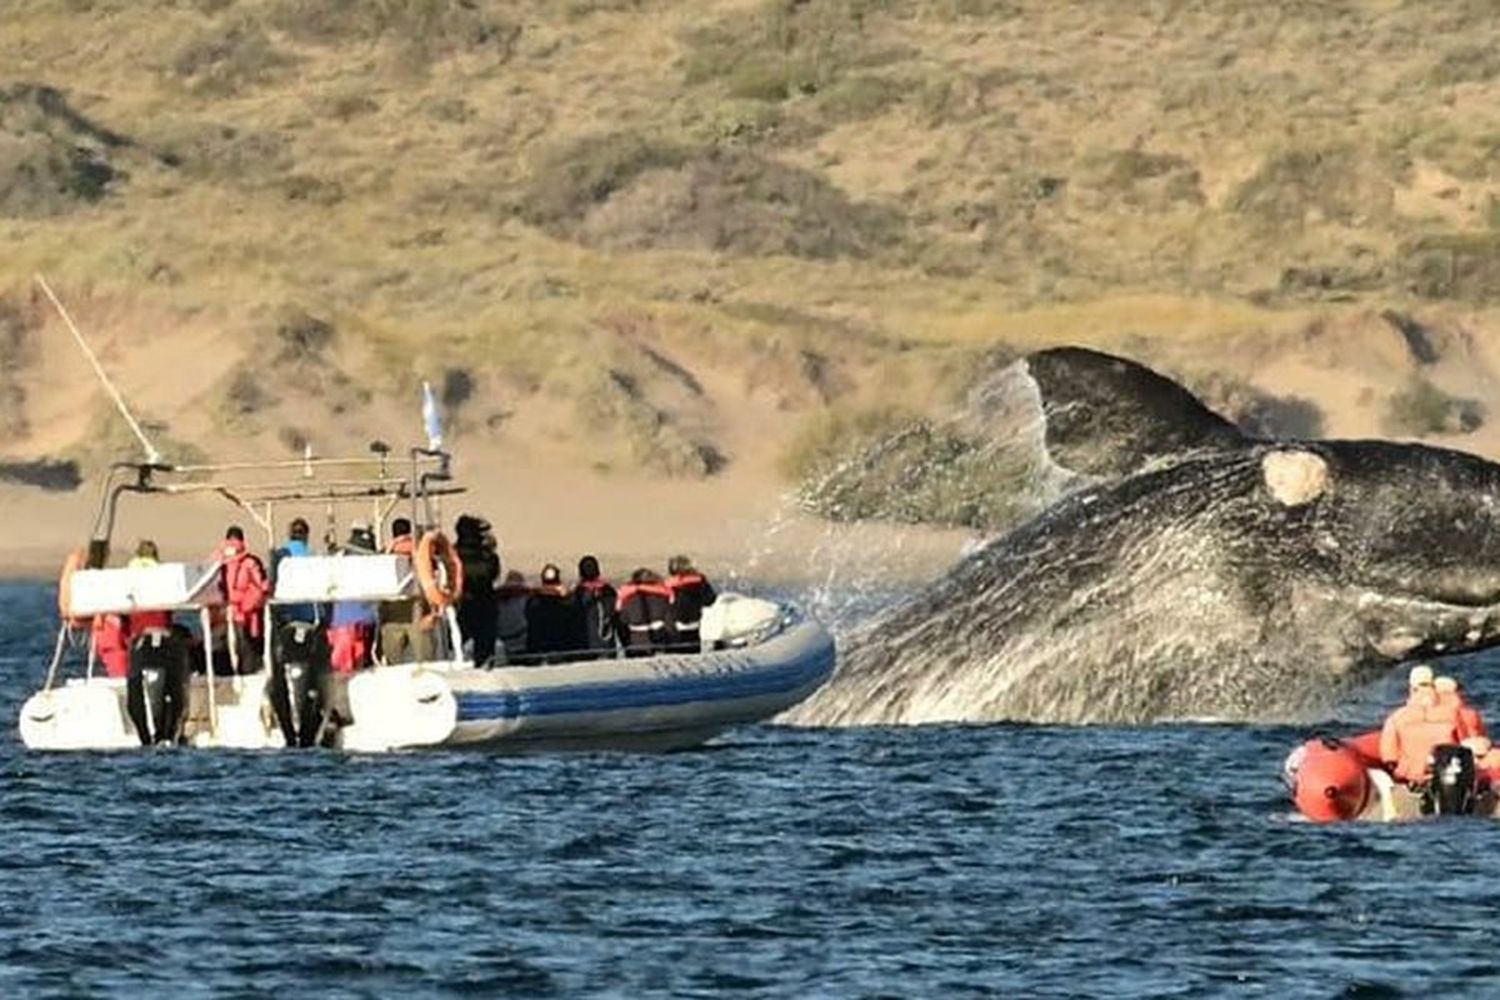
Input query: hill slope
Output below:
<box><xmin>4</xmin><ymin>0</ymin><xmax>1500</xmax><ymax>569</ymax></box>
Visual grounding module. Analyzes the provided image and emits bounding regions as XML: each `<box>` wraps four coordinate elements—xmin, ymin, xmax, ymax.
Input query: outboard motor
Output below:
<box><xmin>1427</xmin><ymin>744</ymin><xmax>1478</xmax><ymax>816</ymax></box>
<box><xmin>269</xmin><ymin>621</ymin><xmax>329</xmax><ymax>748</ymax></box>
<box><xmin>126</xmin><ymin>628</ymin><xmax>190</xmax><ymax>746</ymax></box>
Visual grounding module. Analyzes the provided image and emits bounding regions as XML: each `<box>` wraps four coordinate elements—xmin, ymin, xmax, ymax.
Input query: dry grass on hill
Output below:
<box><xmin>3</xmin><ymin>0</ymin><xmax>1500</xmax><ymax>499</ymax></box>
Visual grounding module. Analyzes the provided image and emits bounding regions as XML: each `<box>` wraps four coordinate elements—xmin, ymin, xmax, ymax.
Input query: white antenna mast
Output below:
<box><xmin>34</xmin><ymin>273</ymin><xmax>163</xmax><ymax>466</ymax></box>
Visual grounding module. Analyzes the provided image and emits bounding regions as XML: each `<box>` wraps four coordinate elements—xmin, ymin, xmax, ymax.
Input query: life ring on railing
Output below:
<box><xmin>416</xmin><ymin>531</ymin><xmax>464</xmax><ymax>609</ymax></box>
<box><xmin>57</xmin><ymin>548</ymin><xmax>88</xmax><ymax>627</ymax></box>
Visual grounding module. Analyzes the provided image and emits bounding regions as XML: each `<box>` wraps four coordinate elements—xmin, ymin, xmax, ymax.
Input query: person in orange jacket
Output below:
<box><xmin>1379</xmin><ymin>664</ymin><xmax>1461</xmax><ymax>784</ymax></box>
<box><xmin>1435</xmin><ymin>675</ymin><xmax>1488</xmax><ymax>742</ymax></box>
<box><xmin>216</xmin><ymin>526</ymin><xmax>270</xmax><ymax>674</ymax></box>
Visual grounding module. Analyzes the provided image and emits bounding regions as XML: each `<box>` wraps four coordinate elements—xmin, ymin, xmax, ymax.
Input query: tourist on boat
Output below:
<box><xmin>496</xmin><ymin>570</ymin><xmax>530</xmax><ymax>664</ymax></box>
<box><xmin>1379</xmin><ymin>664</ymin><xmax>1461</xmax><ymax>784</ymax></box>
<box><xmin>216</xmin><ymin>526</ymin><xmax>270</xmax><ymax>674</ymax></box>
<box><xmin>328</xmin><ymin>523</ymin><xmax>380</xmax><ymax>673</ymax></box>
<box><xmin>617</xmin><ymin>568</ymin><xmax>673</xmax><ymax>657</ymax></box>
<box><xmin>454</xmin><ymin>515</ymin><xmax>501</xmax><ymax>667</ymax></box>
<box><xmin>126</xmin><ymin>539</ymin><xmax>172</xmax><ymax>633</ymax></box>
<box><xmin>571</xmin><ymin>555</ymin><xmax>619</xmax><ymax>660</ymax></box>
<box><xmin>1435</xmin><ymin>675</ymin><xmax>1488</xmax><ymax>740</ymax></box>
<box><xmin>92</xmin><ymin>610</ymin><xmax>132</xmax><ymax>679</ymax></box>
<box><xmin>525</xmin><ymin>563</ymin><xmax>583</xmax><ymax>663</ymax></box>
<box><xmin>664</xmin><ymin>555</ymin><xmax>717</xmax><ymax>653</ymax></box>
<box><xmin>272</xmin><ymin>517</ymin><xmax>317</xmax><ymax>624</ymax></box>
<box><xmin>379</xmin><ymin>517</ymin><xmax>435</xmax><ymax>665</ymax></box>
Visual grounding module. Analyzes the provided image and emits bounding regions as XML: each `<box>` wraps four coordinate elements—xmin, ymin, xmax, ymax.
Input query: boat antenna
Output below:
<box><xmin>34</xmin><ymin>273</ymin><xmax>163</xmax><ymax>466</ymax></box>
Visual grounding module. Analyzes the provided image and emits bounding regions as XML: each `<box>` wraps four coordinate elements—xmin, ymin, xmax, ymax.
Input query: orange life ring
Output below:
<box><xmin>416</xmin><ymin>530</ymin><xmax>464</xmax><ymax>609</ymax></box>
<box><xmin>58</xmin><ymin>548</ymin><xmax>88</xmax><ymax>627</ymax></box>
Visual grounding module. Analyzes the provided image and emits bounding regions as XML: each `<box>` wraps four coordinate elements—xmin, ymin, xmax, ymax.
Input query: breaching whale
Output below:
<box><xmin>788</xmin><ymin>348</ymin><xmax>1500</xmax><ymax>725</ymax></box>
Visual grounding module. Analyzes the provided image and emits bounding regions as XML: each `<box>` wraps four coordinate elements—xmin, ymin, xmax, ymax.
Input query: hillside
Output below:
<box><xmin>4</xmin><ymin>0</ymin><xmax>1500</xmax><ymax>572</ymax></box>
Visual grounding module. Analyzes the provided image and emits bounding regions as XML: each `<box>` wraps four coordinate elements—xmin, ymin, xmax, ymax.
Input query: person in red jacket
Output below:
<box><xmin>93</xmin><ymin>612</ymin><xmax>131</xmax><ymax>679</ymax></box>
<box><xmin>216</xmin><ymin>526</ymin><xmax>270</xmax><ymax>674</ymax></box>
<box><xmin>1436</xmin><ymin>675</ymin><xmax>1487</xmax><ymax>741</ymax></box>
<box><xmin>664</xmin><ymin>555</ymin><xmax>717</xmax><ymax>653</ymax></box>
<box><xmin>1380</xmin><ymin>665</ymin><xmax>1461</xmax><ymax>784</ymax></box>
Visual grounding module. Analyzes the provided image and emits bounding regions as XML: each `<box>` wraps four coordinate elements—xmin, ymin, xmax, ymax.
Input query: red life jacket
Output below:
<box><xmin>93</xmin><ymin>613</ymin><xmax>131</xmax><ymax>679</ymax></box>
<box><xmin>328</xmin><ymin>622</ymin><xmax>372</xmax><ymax>674</ymax></box>
<box><xmin>616</xmin><ymin>582</ymin><xmax>673</xmax><ymax>613</ymax></box>
<box><xmin>218</xmin><ymin>546</ymin><xmax>269</xmax><ymax>634</ymax></box>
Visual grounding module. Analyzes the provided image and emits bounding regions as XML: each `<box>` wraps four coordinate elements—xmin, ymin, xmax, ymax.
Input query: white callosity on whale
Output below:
<box><xmin>786</xmin><ymin>348</ymin><xmax>1500</xmax><ymax>727</ymax></box>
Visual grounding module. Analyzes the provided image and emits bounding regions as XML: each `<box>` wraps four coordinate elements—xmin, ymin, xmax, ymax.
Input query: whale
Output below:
<box><xmin>788</xmin><ymin>349</ymin><xmax>1500</xmax><ymax>725</ymax></box>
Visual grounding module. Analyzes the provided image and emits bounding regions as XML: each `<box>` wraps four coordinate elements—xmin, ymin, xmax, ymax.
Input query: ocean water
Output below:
<box><xmin>4</xmin><ymin>579</ymin><xmax>1500</xmax><ymax>999</ymax></box>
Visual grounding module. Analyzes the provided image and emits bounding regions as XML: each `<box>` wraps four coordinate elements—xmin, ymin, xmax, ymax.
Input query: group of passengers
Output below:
<box><xmin>1379</xmin><ymin>664</ymin><xmax>1500</xmax><ymax>786</ymax></box>
<box><xmin>89</xmin><ymin>515</ymin><xmax>719</xmax><ymax>677</ymax></box>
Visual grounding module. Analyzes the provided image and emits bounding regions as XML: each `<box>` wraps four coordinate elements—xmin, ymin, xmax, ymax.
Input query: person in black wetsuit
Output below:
<box><xmin>664</xmin><ymin>554</ymin><xmax>717</xmax><ymax>653</ymax></box>
<box><xmin>616</xmin><ymin>568</ymin><xmax>673</xmax><ymax>657</ymax></box>
<box><xmin>454</xmin><ymin>514</ymin><xmax>501</xmax><ymax>666</ymax></box>
<box><xmin>570</xmin><ymin>555</ymin><xmax>618</xmax><ymax>660</ymax></box>
<box><xmin>525</xmin><ymin>563</ymin><xmax>584</xmax><ymax>663</ymax></box>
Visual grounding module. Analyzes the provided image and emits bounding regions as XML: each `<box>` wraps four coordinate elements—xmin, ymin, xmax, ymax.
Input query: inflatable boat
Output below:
<box><xmin>18</xmin><ymin>443</ymin><xmax>834</xmax><ymax>753</ymax></box>
<box><xmin>1282</xmin><ymin>731</ymin><xmax>1500</xmax><ymax>823</ymax></box>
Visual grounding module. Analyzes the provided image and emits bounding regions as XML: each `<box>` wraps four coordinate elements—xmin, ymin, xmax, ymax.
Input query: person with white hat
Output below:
<box><xmin>1379</xmin><ymin>664</ymin><xmax>1460</xmax><ymax>784</ymax></box>
<box><xmin>1434</xmin><ymin>675</ymin><xmax>1488</xmax><ymax>742</ymax></box>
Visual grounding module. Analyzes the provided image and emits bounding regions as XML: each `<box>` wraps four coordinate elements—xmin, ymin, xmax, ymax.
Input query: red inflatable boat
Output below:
<box><xmin>1284</xmin><ymin>731</ymin><xmax>1500</xmax><ymax>822</ymax></box>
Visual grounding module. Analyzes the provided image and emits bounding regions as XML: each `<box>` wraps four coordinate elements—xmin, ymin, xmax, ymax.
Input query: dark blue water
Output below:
<box><xmin>5</xmin><ymin>580</ymin><xmax>1500</xmax><ymax>998</ymax></box>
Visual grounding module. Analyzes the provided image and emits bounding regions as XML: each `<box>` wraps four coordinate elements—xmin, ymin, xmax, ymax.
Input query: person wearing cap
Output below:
<box><xmin>525</xmin><ymin>563</ymin><xmax>583</xmax><ymax>663</ymax></box>
<box><xmin>1435</xmin><ymin>675</ymin><xmax>1488</xmax><ymax>742</ymax></box>
<box><xmin>327</xmin><ymin>524</ymin><xmax>380</xmax><ymax>673</ymax></box>
<box><xmin>1380</xmin><ymin>665</ymin><xmax>1461</xmax><ymax>783</ymax></box>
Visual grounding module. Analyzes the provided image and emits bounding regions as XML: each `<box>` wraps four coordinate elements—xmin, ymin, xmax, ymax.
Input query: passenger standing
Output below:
<box><xmin>379</xmin><ymin>518</ymin><xmax>436</xmax><ymax>664</ymax></box>
<box><xmin>328</xmin><ymin>524</ymin><xmax>380</xmax><ymax>674</ymax></box>
<box><xmin>525</xmin><ymin>563</ymin><xmax>582</xmax><ymax>663</ymax></box>
<box><xmin>664</xmin><ymin>555</ymin><xmax>717</xmax><ymax>654</ymax></box>
<box><xmin>571</xmin><ymin>555</ymin><xmax>618</xmax><ymax>660</ymax></box>
<box><xmin>216</xmin><ymin>526</ymin><xmax>270</xmax><ymax>674</ymax></box>
<box><xmin>126</xmin><ymin>539</ymin><xmax>172</xmax><ymax>633</ymax></box>
<box><xmin>454</xmin><ymin>515</ymin><xmax>501</xmax><ymax>667</ymax></box>
<box><xmin>272</xmin><ymin>517</ymin><xmax>317</xmax><ymax>625</ymax></box>
<box><xmin>616</xmin><ymin>568</ymin><xmax>673</xmax><ymax>657</ymax></box>
<box><xmin>496</xmin><ymin>570</ymin><xmax>530</xmax><ymax>664</ymax></box>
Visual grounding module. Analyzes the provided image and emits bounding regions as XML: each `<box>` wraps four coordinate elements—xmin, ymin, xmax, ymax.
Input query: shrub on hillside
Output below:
<box><xmin>1382</xmin><ymin>377</ymin><xmax>1483</xmax><ymax>437</ymax></box>
<box><xmin>572</xmin><ymin>148</ymin><xmax>908</xmax><ymax>260</ymax></box>
<box><xmin>1229</xmin><ymin>146</ymin><xmax>1391</xmax><ymax>227</ymax></box>
<box><xmin>170</xmin><ymin>19</ymin><xmax>290</xmax><ymax>96</ymax></box>
<box><xmin>268</xmin><ymin>0</ymin><xmax>520</xmax><ymax>67</ymax></box>
<box><xmin>1402</xmin><ymin>232</ymin><xmax>1500</xmax><ymax>302</ymax></box>
<box><xmin>0</xmin><ymin>84</ymin><xmax>125</xmax><ymax>215</ymax></box>
<box><xmin>519</xmin><ymin>132</ymin><xmax>692</xmax><ymax>230</ymax></box>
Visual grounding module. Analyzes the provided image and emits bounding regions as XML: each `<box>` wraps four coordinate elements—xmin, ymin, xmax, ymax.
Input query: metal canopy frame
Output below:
<box><xmin>85</xmin><ymin>445</ymin><xmax>464</xmax><ymax>562</ymax></box>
